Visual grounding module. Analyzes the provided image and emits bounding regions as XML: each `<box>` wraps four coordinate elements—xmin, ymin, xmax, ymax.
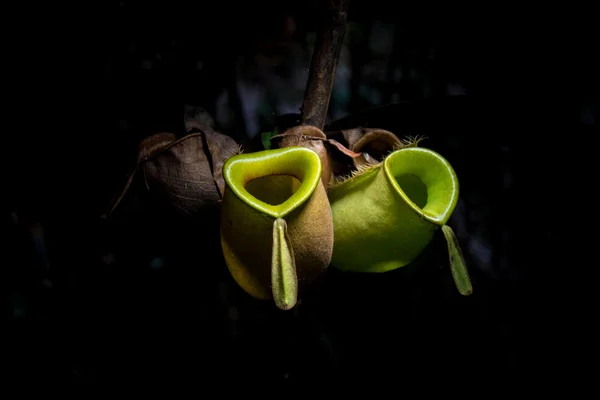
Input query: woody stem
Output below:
<box><xmin>300</xmin><ymin>0</ymin><xmax>349</xmax><ymax>131</ymax></box>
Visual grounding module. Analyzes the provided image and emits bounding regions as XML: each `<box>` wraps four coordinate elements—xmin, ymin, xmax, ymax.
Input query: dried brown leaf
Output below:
<box><xmin>326</xmin><ymin>139</ymin><xmax>362</xmax><ymax>158</ymax></box>
<box><xmin>142</xmin><ymin>133</ymin><xmax>221</xmax><ymax>216</ymax></box>
<box><xmin>342</xmin><ymin>128</ymin><xmax>403</xmax><ymax>168</ymax></box>
<box><xmin>103</xmin><ymin>126</ymin><xmax>239</xmax><ymax>218</ymax></box>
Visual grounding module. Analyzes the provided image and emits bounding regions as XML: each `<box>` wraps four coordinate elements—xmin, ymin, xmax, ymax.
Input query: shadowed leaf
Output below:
<box><xmin>271</xmin><ymin>218</ymin><xmax>298</xmax><ymax>310</ymax></box>
<box><xmin>442</xmin><ymin>224</ymin><xmax>473</xmax><ymax>296</ymax></box>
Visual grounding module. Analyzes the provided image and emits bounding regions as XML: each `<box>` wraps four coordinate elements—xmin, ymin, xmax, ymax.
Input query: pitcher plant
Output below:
<box><xmin>220</xmin><ymin>147</ymin><xmax>334</xmax><ymax>310</ymax></box>
<box><xmin>328</xmin><ymin>145</ymin><xmax>472</xmax><ymax>295</ymax></box>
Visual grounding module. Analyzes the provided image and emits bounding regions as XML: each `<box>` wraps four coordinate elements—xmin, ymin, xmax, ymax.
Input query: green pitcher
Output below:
<box><xmin>328</xmin><ymin>146</ymin><xmax>471</xmax><ymax>295</ymax></box>
<box><xmin>220</xmin><ymin>147</ymin><xmax>334</xmax><ymax>310</ymax></box>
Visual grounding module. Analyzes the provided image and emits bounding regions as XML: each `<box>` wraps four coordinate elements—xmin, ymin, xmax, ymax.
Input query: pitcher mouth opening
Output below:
<box><xmin>223</xmin><ymin>147</ymin><xmax>322</xmax><ymax>218</ymax></box>
<box><xmin>383</xmin><ymin>147</ymin><xmax>459</xmax><ymax>226</ymax></box>
<box><xmin>245</xmin><ymin>175</ymin><xmax>302</xmax><ymax>206</ymax></box>
<box><xmin>394</xmin><ymin>174</ymin><xmax>428</xmax><ymax>209</ymax></box>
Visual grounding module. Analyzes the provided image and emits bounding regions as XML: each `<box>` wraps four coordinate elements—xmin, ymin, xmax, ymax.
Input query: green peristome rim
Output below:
<box><xmin>223</xmin><ymin>146</ymin><xmax>322</xmax><ymax>219</ymax></box>
<box><xmin>383</xmin><ymin>147</ymin><xmax>459</xmax><ymax>226</ymax></box>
